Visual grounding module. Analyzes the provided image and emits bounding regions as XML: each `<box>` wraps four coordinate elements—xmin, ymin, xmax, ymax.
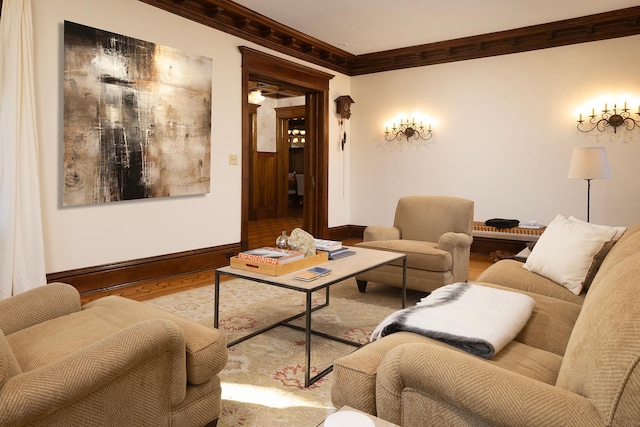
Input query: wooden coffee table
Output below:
<box><xmin>214</xmin><ymin>246</ymin><xmax>406</xmax><ymax>387</ymax></box>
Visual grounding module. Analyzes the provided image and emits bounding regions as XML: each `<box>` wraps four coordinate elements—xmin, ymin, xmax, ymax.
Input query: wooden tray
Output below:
<box><xmin>230</xmin><ymin>251</ymin><xmax>328</xmax><ymax>276</ymax></box>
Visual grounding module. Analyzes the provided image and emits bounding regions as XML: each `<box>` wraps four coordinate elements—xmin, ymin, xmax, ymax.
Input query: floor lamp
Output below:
<box><xmin>568</xmin><ymin>147</ymin><xmax>611</xmax><ymax>222</ymax></box>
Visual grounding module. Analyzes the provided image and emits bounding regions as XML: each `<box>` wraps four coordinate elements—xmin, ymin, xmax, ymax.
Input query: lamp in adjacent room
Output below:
<box><xmin>568</xmin><ymin>146</ymin><xmax>611</xmax><ymax>222</ymax></box>
<box><xmin>248</xmin><ymin>90</ymin><xmax>265</xmax><ymax>104</ymax></box>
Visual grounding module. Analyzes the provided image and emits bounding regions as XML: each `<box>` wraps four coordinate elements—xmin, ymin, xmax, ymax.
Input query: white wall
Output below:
<box><xmin>32</xmin><ymin>0</ymin><xmax>350</xmax><ymax>273</ymax></box>
<box><xmin>31</xmin><ymin>0</ymin><xmax>638</xmax><ymax>275</ymax></box>
<box><xmin>350</xmin><ymin>36</ymin><xmax>640</xmax><ymax>228</ymax></box>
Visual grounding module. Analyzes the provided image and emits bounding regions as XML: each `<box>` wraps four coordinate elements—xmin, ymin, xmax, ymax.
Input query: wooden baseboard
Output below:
<box><xmin>46</xmin><ymin>243</ymin><xmax>241</xmax><ymax>295</ymax></box>
<box><xmin>45</xmin><ymin>225</ymin><xmax>365</xmax><ymax>296</ymax></box>
<box><xmin>326</xmin><ymin>224</ymin><xmax>365</xmax><ymax>241</ymax></box>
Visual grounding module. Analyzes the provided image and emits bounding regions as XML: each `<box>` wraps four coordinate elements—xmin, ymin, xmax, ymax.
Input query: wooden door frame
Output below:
<box><xmin>240</xmin><ymin>47</ymin><xmax>333</xmax><ymax>250</ymax></box>
<box><xmin>275</xmin><ymin>105</ymin><xmax>305</xmax><ymax>218</ymax></box>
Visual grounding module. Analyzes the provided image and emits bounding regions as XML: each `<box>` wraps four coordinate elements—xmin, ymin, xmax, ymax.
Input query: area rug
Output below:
<box><xmin>145</xmin><ymin>277</ymin><xmax>424</xmax><ymax>426</ymax></box>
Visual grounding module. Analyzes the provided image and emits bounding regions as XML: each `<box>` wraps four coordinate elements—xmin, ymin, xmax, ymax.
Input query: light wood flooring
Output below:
<box><xmin>79</xmin><ymin>214</ymin><xmax>493</xmax><ymax>305</ymax></box>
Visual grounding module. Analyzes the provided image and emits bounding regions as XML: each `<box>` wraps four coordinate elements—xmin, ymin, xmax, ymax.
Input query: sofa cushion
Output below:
<box><xmin>476</xmin><ymin>260</ymin><xmax>585</xmax><ymax>305</ymax></box>
<box><xmin>523</xmin><ymin>214</ymin><xmax>618</xmax><ymax>295</ymax></box>
<box><xmin>566</xmin><ymin>216</ymin><xmax>626</xmax><ymax>291</ymax></box>
<box><xmin>477</xmin><ymin>281</ymin><xmax>582</xmax><ymax>356</ymax></box>
<box><xmin>332</xmin><ymin>331</ymin><xmax>563</xmax><ymax>416</ymax></box>
<box><xmin>83</xmin><ymin>297</ymin><xmax>227</xmax><ymax>385</ymax></box>
<box><xmin>8</xmin><ymin>297</ymin><xmax>226</xmax><ymax>386</ymax></box>
<box><xmin>0</xmin><ymin>330</ymin><xmax>21</xmax><ymax>385</ymax></box>
<box><xmin>356</xmin><ymin>240</ymin><xmax>451</xmax><ymax>271</ymax></box>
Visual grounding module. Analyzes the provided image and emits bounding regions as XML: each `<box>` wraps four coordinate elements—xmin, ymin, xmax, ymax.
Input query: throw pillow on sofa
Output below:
<box><xmin>523</xmin><ymin>214</ymin><xmax>622</xmax><ymax>295</ymax></box>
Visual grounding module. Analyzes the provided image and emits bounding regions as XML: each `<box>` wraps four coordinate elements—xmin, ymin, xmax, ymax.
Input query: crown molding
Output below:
<box><xmin>351</xmin><ymin>6</ymin><xmax>640</xmax><ymax>75</ymax></box>
<box><xmin>137</xmin><ymin>2</ymin><xmax>640</xmax><ymax>76</ymax></box>
<box><xmin>4</xmin><ymin>1</ymin><xmax>637</xmax><ymax>76</ymax></box>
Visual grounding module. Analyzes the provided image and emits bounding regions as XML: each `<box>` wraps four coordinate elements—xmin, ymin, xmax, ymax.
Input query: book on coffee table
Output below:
<box><xmin>294</xmin><ymin>266</ymin><xmax>332</xmax><ymax>281</ymax></box>
<box><xmin>237</xmin><ymin>247</ymin><xmax>305</xmax><ymax>265</ymax></box>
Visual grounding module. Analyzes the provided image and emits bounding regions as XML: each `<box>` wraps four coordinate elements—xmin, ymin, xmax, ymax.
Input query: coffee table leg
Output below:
<box><xmin>402</xmin><ymin>257</ymin><xmax>407</xmax><ymax>309</ymax></box>
<box><xmin>214</xmin><ymin>270</ymin><xmax>221</xmax><ymax>329</ymax></box>
<box><xmin>305</xmin><ymin>290</ymin><xmax>312</xmax><ymax>387</ymax></box>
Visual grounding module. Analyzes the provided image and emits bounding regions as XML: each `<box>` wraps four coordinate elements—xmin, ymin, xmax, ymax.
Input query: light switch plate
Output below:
<box><xmin>229</xmin><ymin>154</ymin><xmax>238</xmax><ymax>165</ymax></box>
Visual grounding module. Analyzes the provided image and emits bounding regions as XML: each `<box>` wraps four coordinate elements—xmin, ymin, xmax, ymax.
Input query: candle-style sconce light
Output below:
<box><xmin>385</xmin><ymin>117</ymin><xmax>433</xmax><ymax>142</ymax></box>
<box><xmin>577</xmin><ymin>102</ymin><xmax>640</xmax><ymax>133</ymax></box>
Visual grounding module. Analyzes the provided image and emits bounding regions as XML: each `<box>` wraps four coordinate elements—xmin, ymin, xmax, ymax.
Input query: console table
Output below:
<box><xmin>471</xmin><ymin>221</ymin><xmax>545</xmax><ymax>256</ymax></box>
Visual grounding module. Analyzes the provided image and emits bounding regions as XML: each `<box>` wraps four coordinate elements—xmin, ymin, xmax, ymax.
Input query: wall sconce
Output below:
<box><xmin>577</xmin><ymin>103</ymin><xmax>640</xmax><ymax>133</ymax></box>
<box><xmin>385</xmin><ymin>118</ymin><xmax>433</xmax><ymax>142</ymax></box>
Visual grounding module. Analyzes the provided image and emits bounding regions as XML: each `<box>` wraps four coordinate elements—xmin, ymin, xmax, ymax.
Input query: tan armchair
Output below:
<box><xmin>355</xmin><ymin>195</ymin><xmax>474</xmax><ymax>293</ymax></box>
<box><xmin>0</xmin><ymin>282</ymin><xmax>227</xmax><ymax>427</ymax></box>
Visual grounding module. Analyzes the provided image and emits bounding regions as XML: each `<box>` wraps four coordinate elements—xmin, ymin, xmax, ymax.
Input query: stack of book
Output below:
<box><xmin>237</xmin><ymin>247</ymin><xmax>305</xmax><ymax>265</ymax></box>
<box><xmin>313</xmin><ymin>238</ymin><xmax>355</xmax><ymax>260</ymax></box>
<box><xmin>294</xmin><ymin>266</ymin><xmax>332</xmax><ymax>282</ymax></box>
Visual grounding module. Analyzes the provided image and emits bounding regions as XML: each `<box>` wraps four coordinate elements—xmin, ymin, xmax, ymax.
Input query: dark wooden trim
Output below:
<box><xmin>241</xmin><ymin>47</ymin><xmax>333</xmax><ymax>247</ymax></box>
<box><xmin>139</xmin><ymin>1</ymin><xmax>640</xmax><ymax>76</ymax></box>
<box><xmin>45</xmin><ymin>224</ymin><xmax>364</xmax><ymax>296</ymax></box>
<box><xmin>350</xmin><ymin>7</ymin><xmax>640</xmax><ymax>75</ymax></box>
<box><xmin>47</xmin><ymin>243</ymin><xmax>241</xmax><ymax>295</ymax></box>
<box><xmin>138</xmin><ymin>0</ymin><xmax>354</xmax><ymax>74</ymax></box>
<box><xmin>326</xmin><ymin>224</ymin><xmax>365</xmax><ymax>242</ymax></box>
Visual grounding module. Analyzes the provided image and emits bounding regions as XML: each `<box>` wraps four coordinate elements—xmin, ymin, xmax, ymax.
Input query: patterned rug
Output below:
<box><xmin>145</xmin><ymin>277</ymin><xmax>424</xmax><ymax>426</ymax></box>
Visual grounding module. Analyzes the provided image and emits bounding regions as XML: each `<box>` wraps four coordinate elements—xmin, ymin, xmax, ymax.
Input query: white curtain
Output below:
<box><xmin>0</xmin><ymin>0</ymin><xmax>46</xmax><ymax>299</ymax></box>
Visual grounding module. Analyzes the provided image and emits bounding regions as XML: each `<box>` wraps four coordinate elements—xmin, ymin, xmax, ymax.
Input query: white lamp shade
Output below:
<box><xmin>568</xmin><ymin>147</ymin><xmax>611</xmax><ymax>180</ymax></box>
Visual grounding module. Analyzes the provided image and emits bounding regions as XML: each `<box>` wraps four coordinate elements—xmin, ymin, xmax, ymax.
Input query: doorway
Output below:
<box><xmin>240</xmin><ymin>47</ymin><xmax>334</xmax><ymax>251</ymax></box>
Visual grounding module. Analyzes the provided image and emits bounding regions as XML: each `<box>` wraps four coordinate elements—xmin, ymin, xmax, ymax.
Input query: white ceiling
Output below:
<box><xmin>234</xmin><ymin>0</ymin><xmax>640</xmax><ymax>55</ymax></box>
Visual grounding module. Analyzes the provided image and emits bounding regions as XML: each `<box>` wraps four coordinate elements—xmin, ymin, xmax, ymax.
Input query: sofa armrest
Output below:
<box><xmin>376</xmin><ymin>343</ymin><xmax>602</xmax><ymax>427</ymax></box>
<box><xmin>363</xmin><ymin>226</ymin><xmax>401</xmax><ymax>242</ymax></box>
<box><xmin>0</xmin><ymin>283</ymin><xmax>81</xmax><ymax>335</ymax></box>
<box><xmin>0</xmin><ymin>318</ymin><xmax>187</xmax><ymax>426</ymax></box>
<box><xmin>437</xmin><ymin>231</ymin><xmax>473</xmax><ymax>253</ymax></box>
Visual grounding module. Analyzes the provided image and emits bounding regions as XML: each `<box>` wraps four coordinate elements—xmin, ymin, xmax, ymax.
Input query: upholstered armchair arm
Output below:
<box><xmin>363</xmin><ymin>225</ymin><xmax>401</xmax><ymax>242</ymax></box>
<box><xmin>437</xmin><ymin>231</ymin><xmax>473</xmax><ymax>252</ymax></box>
<box><xmin>376</xmin><ymin>343</ymin><xmax>603</xmax><ymax>427</ymax></box>
<box><xmin>0</xmin><ymin>319</ymin><xmax>187</xmax><ymax>426</ymax></box>
<box><xmin>0</xmin><ymin>283</ymin><xmax>81</xmax><ymax>335</ymax></box>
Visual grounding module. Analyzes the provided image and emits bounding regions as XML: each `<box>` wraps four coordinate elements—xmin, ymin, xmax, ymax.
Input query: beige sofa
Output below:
<box><xmin>332</xmin><ymin>222</ymin><xmax>640</xmax><ymax>426</ymax></box>
<box><xmin>0</xmin><ymin>283</ymin><xmax>228</xmax><ymax>427</ymax></box>
<box><xmin>355</xmin><ymin>195</ymin><xmax>474</xmax><ymax>293</ymax></box>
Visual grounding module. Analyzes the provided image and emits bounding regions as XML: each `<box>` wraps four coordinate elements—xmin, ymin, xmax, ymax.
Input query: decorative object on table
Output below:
<box><xmin>329</xmin><ymin>250</ymin><xmax>356</xmax><ymax>260</ymax></box>
<box><xmin>236</xmin><ymin>247</ymin><xmax>304</xmax><ymax>265</ymax></box>
<box><xmin>520</xmin><ymin>220</ymin><xmax>543</xmax><ymax>229</ymax></box>
<box><xmin>276</xmin><ymin>231</ymin><xmax>289</xmax><ymax>249</ymax></box>
<box><xmin>314</xmin><ymin>238</ymin><xmax>342</xmax><ymax>252</ymax></box>
<box><xmin>577</xmin><ymin>102</ymin><xmax>640</xmax><ymax>133</ymax></box>
<box><xmin>63</xmin><ymin>21</ymin><xmax>212</xmax><ymax>206</ymax></box>
<box><xmin>484</xmin><ymin>218</ymin><xmax>520</xmax><ymax>229</ymax></box>
<box><xmin>384</xmin><ymin>116</ymin><xmax>433</xmax><ymax>142</ymax></box>
<box><xmin>568</xmin><ymin>146</ymin><xmax>611</xmax><ymax>222</ymax></box>
<box><xmin>287</xmin><ymin>228</ymin><xmax>316</xmax><ymax>257</ymax></box>
<box><xmin>294</xmin><ymin>266</ymin><xmax>332</xmax><ymax>282</ymax></box>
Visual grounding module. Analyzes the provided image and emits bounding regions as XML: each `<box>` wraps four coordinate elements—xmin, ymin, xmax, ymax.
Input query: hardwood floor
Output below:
<box><xmin>79</xmin><ymin>214</ymin><xmax>493</xmax><ymax>305</ymax></box>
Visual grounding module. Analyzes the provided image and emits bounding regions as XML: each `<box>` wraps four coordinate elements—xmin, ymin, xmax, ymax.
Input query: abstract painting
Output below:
<box><xmin>63</xmin><ymin>21</ymin><xmax>212</xmax><ymax>206</ymax></box>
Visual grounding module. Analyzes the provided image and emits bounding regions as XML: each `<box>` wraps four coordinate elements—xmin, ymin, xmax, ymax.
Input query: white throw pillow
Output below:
<box><xmin>523</xmin><ymin>214</ymin><xmax>619</xmax><ymax>295</ymax></box>
<box><xmin>567</xmin><ymin>216</ymin><xmax>627</xmax><ymax>290</ymax></box>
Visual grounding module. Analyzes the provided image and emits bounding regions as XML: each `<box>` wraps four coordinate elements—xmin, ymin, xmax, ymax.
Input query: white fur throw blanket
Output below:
<box><xmin>371</xmin><ymin>282</ymin><xmax>536</xmax><ymax>359</ymax></box>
